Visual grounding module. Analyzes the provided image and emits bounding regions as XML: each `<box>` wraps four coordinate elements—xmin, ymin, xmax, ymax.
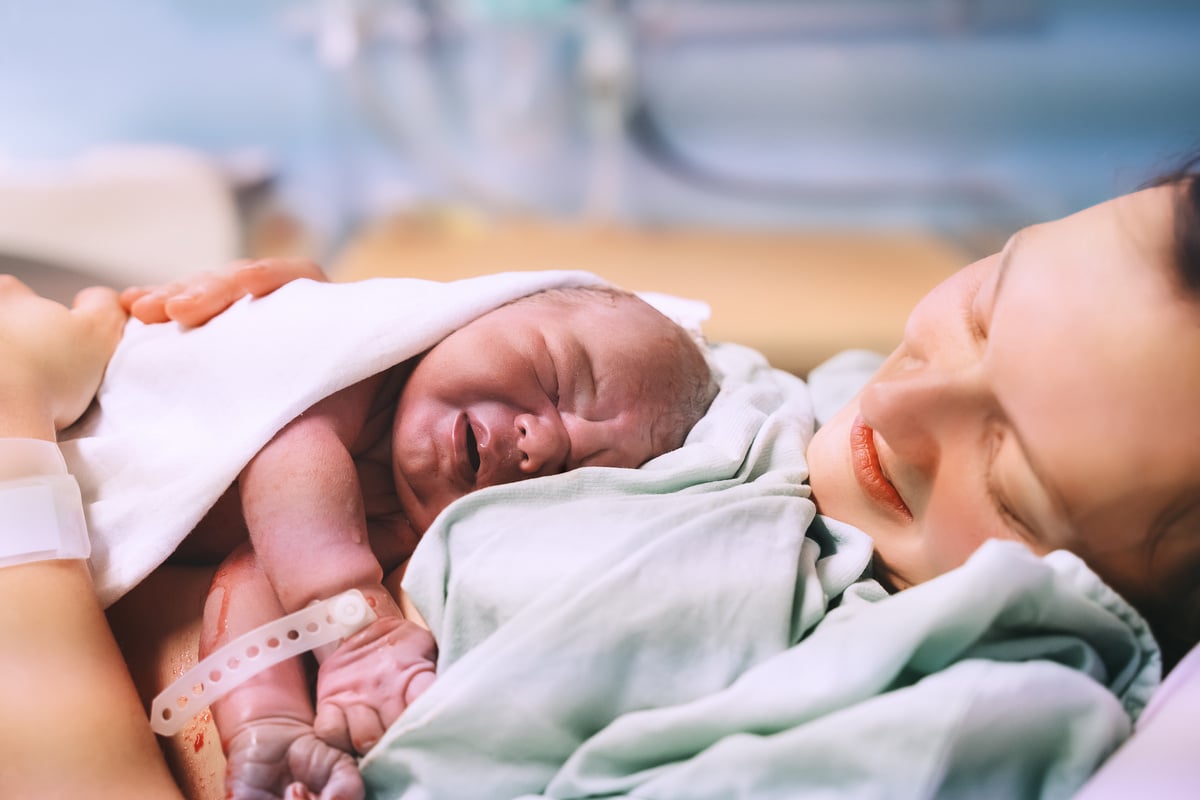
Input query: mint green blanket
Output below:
<box><xmin>361</xmin><ymin>343</ymin><xmax>1159</xmax><ymax>799</ymax></box>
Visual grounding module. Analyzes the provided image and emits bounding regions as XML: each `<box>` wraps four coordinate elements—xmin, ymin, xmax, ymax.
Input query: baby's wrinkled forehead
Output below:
<box><xmin>514</xmin><ymin>284</ymin><xmax>715</xmax><ymax>429</ymax></box>
<box><xmin>514</xmin><ymin>288</ymin><xmax>679</xmax><ymax>342</ymax></box>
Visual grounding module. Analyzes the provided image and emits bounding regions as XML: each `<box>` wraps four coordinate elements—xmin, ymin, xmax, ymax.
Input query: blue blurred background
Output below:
<box><xmin>4</xmin><ymin>0</ymin><xmax>1198</xmax><ymax>239</ymax></box>
<box><xmin>1</xmin><ymin>0</ymin><xmax>1198</xmax><ymax>349</ymax></box>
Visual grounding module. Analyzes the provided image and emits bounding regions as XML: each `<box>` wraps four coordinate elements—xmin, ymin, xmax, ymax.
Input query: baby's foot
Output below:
<box><xmin>222</xmin><ymin>715</ymin><xmax>363</xmax><ymax>800</ymax></box>
<box><xmin>313</xmin><ymin>616</ymin><xmax>437</xmax><ymax>753</ymax></box>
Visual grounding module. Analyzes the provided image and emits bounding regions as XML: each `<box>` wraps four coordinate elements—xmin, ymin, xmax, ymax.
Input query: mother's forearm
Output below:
<box><xmin>1</xmin><ymin>559</ymin><xmax>184</xmax><ymax>799</ymax></box>
<box><xmin>0</xmin><ymin>379</ymin><xmax>56</xmax><ymax>440</ymax></box>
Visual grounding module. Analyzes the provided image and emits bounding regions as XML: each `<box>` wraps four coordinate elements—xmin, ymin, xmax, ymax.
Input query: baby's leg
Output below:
<box><xmin>201</xmin><ymin>544</ymin><xmax>362</xmax><ymax>800</ymax></box>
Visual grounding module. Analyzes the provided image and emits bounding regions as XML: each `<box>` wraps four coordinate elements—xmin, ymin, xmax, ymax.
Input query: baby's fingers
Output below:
<box><xmin>285</xmin><ymin>784</ymin><xmax>317</xmax><ymax>800</ymax></box>
<box><xmin>312</xmin><ymin>703</ymin><xmax>352</xmax><ymax>754</ymax></box>
<box><xmin>315</xmin><ymin>757</ymin><xmax>365</xmax><ymax>800</ymax></box>
<box><xmin>313</xmin><ymin>702</ymin><xmax>385</xmax><ymax>755</ymax></box>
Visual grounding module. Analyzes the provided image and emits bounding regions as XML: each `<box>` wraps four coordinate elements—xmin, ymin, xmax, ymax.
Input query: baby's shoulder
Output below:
<box><xmin>347</xmin><ymin>365</ymin><xmax>410</xmax><ymax>452</ymax></box>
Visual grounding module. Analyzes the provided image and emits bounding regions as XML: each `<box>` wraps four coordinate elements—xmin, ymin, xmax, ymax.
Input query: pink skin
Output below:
<box><xmin>807</xmin><ymin>186</ymin><xmax>1200</xmax><ymax>606</ymax></box>
<box><xmin>312</xmin><ymin>614</ymin><xmax>436</xmax><ymax>754</ymax></box>
<box><xmin>201</xmin><ymin>292</ymin><xmax>685</xmax><ymax>795</ymax></box>
<box><xmin>387</xmin><ymin>293</ymin><xmax>681</xmax><ymax>533</ymax></box>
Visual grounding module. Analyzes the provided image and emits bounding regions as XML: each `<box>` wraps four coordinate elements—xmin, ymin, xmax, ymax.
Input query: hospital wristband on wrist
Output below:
<box><xmin>150</xmin><ymin>589</ymin><xmax>377</xmax><ymax>736</ymax></box>
<box><xmin>0</xmin><ymin>438</ymin><xmax>90</xmax><ymax>569</ymax></box>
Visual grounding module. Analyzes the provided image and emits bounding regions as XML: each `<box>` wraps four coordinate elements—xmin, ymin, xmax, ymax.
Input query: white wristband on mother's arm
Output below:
<box><xmin>0</xmin><ymin>438</ymin><xmax>90</xmax><ymax>568</ymax></box>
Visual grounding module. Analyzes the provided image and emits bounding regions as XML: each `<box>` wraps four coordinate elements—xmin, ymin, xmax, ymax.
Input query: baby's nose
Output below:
<box><xmin>514</xmin><ymin>412</ymin><xmax>568</xmax><ymax>476</ymax></box>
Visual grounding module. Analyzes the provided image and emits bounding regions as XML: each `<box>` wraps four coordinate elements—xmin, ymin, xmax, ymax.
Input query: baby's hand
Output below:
<box><xmin>313</xmin><ymin>616</ymin><xmax>438</xmax><ymax>754</ymax></box>
<box><xmin>121</xmin><ymin>257</ymin><xmax>328</xmax><ymax>327</ymax></box>
<box><xmin>222</xmin><ymin>714</ymin><xmax>363</xmax><ymax>800</ymax></box>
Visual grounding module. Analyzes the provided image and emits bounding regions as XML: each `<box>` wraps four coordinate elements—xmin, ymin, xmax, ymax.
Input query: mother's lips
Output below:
<box><xmin>850</xmin><ymin>415</ymin><xmax>912</xmax><ymax>521</ymax></box>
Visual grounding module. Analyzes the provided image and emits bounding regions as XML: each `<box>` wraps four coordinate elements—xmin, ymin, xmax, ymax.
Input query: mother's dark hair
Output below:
<box><xmin>1139</xmin><ymin>154</ymin><xmax>1200</xmax><ymax>672</ymax></box>
<box><xmin>1148</xmin><ymin>152</ymin><xmax>1200</xmax><ymax>293</ymax></box>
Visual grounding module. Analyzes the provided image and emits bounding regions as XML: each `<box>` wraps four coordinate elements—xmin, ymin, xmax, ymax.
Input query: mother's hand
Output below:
<box><xmin>122</xmin><ymin>257</ymin><xmax>329</xmax><ymax>327</ymax></box>
<box><xmin>0</xmin><ymin>276</ymin><xmax>127</xmax><ymax>439</ymax></box>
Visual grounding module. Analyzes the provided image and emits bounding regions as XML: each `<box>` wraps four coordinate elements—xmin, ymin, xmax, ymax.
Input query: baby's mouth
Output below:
<box><xmin>453</xmin><ymin>412</ymin><xmax>482</xmax><ymax>486</ymax></box>
<box><xmin>464</xmin><ymin>419</ymin><xmax>481</xmax><ymax>474</ymax></box>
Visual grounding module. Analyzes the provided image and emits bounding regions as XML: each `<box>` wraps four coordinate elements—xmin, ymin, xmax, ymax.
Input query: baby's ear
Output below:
<box><xmin>635</xmin><ymin>291</ymin><xmax>710</xmax><ymax>346</ymax></box>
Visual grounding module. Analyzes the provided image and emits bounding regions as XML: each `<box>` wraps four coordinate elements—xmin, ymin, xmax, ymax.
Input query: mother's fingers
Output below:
<box><xmin>234</xmin><ymin>258</ymin><xmax>329</xmax><ymax>296</ymax></box>
<box><xmin>74</xmin><ymin>287</ymin><xmax>128</xmax><ymax>374</ymax></box>
<box><xmin>124</xmin><ymin>283</ymin><xmax>185</xmax><ymax>324</ymax></box>
<box><xmin>165</xmin><ymin>257</ymin><xmax>328</xmax><ymax>327</ymax></box>
<box><xmin>0</xmin><ymin>279</ymin><xmax>130</xmax><ymax>432</ymax></box>
<box><xmin>0</xmin><ymin>272</ymin><xmax>37</xmax><ymax>298</ymax></box>
<box><xmin>74</xmin><ymin>284</ymin><xmax>127</xmax><ymax>323</ymax></box>
<box><xmin>163</xmin><ymin>273</ymin><xmax>248</xmax><ymax>328</ymax></box>
<box><xmin>118</xmin><ymin>284</ymin><xmax>154</xmax><ymax>313</ymax></box>
<box><xmin>121</xmin><ymin>257</ymin><xmax>330</xmax><ymax>327</ymax></box>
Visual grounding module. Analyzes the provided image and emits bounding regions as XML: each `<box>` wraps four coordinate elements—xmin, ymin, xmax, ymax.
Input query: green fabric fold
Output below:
<box><xmin>361</xmin><ymin>343</ymin><xmax>1158</xmax><ymax>799</ymax></box>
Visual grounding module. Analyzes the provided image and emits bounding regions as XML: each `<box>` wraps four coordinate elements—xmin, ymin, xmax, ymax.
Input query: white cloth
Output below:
<box><xmin>58</xmin><ymin>271</ymin><xmax>604</xmax><ymax>607</ymax></box>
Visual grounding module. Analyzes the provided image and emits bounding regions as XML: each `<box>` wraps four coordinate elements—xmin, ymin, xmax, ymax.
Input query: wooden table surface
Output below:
<box><xmin>333</xmin><ymin>215</ymin><xmax>970</xmax><ymax>376</ymax></box>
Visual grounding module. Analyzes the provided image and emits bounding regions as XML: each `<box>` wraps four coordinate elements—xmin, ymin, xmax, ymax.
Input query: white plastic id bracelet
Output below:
<box><xmin>0</xmin><ymin>437</ymin><xmax>69</xmax><ymax>481</ymax></box>
<box><xmin>0</xmin><ymin>438</ymin><xmax>90</xmax><ymax>568</ymax></box>
<box><xmin>150</xmin><ymin>589</ymin><xmax>378</xmax><ymax>736</ymax></box>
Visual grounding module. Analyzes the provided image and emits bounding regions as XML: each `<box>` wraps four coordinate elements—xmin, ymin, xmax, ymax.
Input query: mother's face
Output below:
<box><xmin>808</xmin><ymin>186</ymin><xmax>1200</xmax><ymax>603</ymax></box>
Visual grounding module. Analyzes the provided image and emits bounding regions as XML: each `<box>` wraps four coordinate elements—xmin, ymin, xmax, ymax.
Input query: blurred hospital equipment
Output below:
<box><xmin>332</xmin><ymin>212</ymin><xmax>966</xmax><ymax>376</ymax></box>
<box><xmin>0</xmin><ymin>146</ymin><xmax>240</xmax><ymax>292</ymax></box>
<box><xmin>0</xmin><ymin>0</ymin><xmax>1197</xmax><ymax>372</ymax></box>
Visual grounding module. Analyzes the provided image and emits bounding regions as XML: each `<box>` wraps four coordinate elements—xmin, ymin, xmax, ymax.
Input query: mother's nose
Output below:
<box><xmin>859</xmin><ymin>363</ymin><xmax>992</xmax><ymax>468</ymax></box>
<box><xmin>514</xmin><ymin>412</ymin><xmax>568</xmax><ymax>475</ymax></box>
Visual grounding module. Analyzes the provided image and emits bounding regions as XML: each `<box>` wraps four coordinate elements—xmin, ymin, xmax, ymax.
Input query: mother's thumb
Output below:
<box><xmin>72</xmin><ymin>285</ymin><xmax>128</xmax><ymax>343</ymax></box>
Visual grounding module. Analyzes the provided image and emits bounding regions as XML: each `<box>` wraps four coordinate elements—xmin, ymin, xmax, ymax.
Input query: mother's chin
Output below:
<box><xmin>804</xmin><ymin>398</ymin><xmax>861</xmax><ymax>523</ymax></box>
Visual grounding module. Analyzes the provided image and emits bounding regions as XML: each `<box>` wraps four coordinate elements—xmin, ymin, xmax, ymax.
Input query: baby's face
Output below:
<box><xmin>390</xmin><ymin>293</ymin><xmax>681</xmax><ymax>532</ymax></box>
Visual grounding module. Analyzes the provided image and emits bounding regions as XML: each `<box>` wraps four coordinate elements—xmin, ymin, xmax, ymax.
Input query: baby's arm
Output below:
<box><xmin>239</xmin><ymin>376</ymin><xmax>385</xmax><ymax>612</ymax></box>
<box><xmin>240</xmin><ymin>376</ymin><xmax>437</xmax><ymax>753</ymax></box>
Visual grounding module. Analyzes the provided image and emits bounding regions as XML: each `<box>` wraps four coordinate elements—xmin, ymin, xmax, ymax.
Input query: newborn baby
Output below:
<box><xmin>168</xmin><ymin>281</ymin><xmax>715</xmax><ymax>800</ymax></box>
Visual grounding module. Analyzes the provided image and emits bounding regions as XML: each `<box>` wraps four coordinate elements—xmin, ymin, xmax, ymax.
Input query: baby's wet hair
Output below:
<box><xmin>509</xmin><ymin>285</ymin><xmax>717</xmax><ymax>455</ymax></box>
